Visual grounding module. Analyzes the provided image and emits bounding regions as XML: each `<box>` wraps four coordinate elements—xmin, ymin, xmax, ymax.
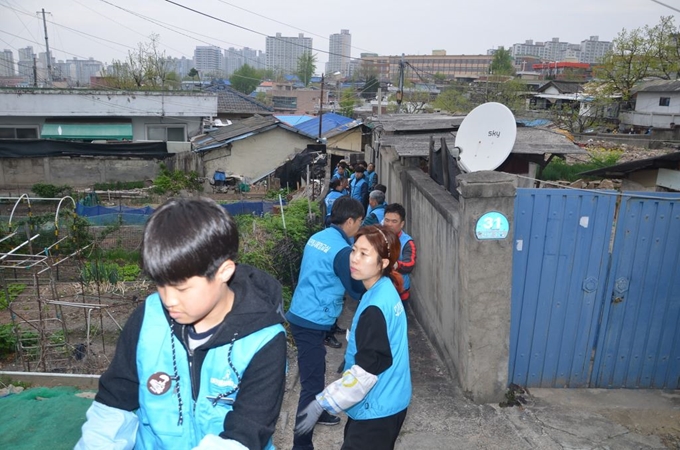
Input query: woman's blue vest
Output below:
<box><xmin>287</xmin><ymin>227</ymin><xmax>350</xmax><ymax>327</ymax></box>
<box><xmin>344</xmin><ymin>277</ymin><xmax>411</xmax><ymax>420</ymax></box>
<box><xmin>135</xmin><ymin>294</ymin><xmax>284</xmax><ymax>449</ymax></box>
<box><xmin>398</xmin><ymin>231</ymin><xmax>413</xmax><ymax>291</ymax></box>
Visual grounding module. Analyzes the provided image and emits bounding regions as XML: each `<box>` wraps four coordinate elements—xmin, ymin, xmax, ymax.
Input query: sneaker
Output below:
<box><xmin>324</xmin><ymin>335</ymin><xmax>342</xmax><ymax>349</ymax></box>
<box><xmin>317</xmin><ymin>411</ymin><xmax>341</xmax><ymax>426</ymax></box>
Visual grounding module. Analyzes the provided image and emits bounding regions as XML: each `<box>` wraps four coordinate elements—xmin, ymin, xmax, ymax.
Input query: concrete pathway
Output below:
<box><xmin>274</xmin><ymin>300</ymin><xmax>680</xmax><ymax>449</ymax></box>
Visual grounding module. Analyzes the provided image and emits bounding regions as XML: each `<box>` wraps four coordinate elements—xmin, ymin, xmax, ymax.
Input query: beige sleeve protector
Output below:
<box><xmin>315</xmin><ymin>364</ymin><xmax>378</xmax><ymax>414</ymax></box>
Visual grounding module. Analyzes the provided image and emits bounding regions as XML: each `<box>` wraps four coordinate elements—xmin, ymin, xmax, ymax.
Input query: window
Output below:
<box><xmin>660</xmin><ymin>97</ymin><xmax>671</xmax><ymax>107</ymax></box>
<box><xmin>146</xmin><ymin>125</ymin><xmax>186</xmax><ymax>141</ymax></box>
<box><xmin>272</xmin><ymin>96</ymin><xmax>297</xmax><ymax>109</ymax></box>
<box><xmin>0</xmin><ymin>126</ymin><xmax>39</xmax><ymax>139</ymax></box>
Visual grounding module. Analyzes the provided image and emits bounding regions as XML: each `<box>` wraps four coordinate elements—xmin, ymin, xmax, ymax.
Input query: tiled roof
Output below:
<box><xmin>382</xmin><ymin>127</ymin><xmax>584</xmax><ymax>157</ymax></box>
<box><xmin>635</xmin><ymin>80</ymin><xmax>680</xmax><ymax>93</ymax></box>
<box><xmin>193</xmin><ymin>115</ymin><xmax>278</xmax><ymax>151</ymax></box>
<box><xmin>204</xmin><ymin>84</ymin><xmax>274</xmax><ymax>114</ymax></box>
<box><xmin>537</xmin><ymin>81</ymin><xmax>583</xmax><ymax>94</ymax></box>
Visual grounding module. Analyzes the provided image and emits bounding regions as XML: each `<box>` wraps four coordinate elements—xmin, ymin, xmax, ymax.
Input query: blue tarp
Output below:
<box><xmin>292</xmin><ymin>112</ymin><xmax>356</xmax><ymax>137</ymax></box>
<box><xmin>75</xmin><ymin>201</ymin><xmax>282</xmax><ymax>225</ymax></box>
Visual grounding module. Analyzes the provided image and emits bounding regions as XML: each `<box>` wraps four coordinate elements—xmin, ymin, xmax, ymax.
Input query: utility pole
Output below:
<box><xmin>38</xmin><ymin>8</ymin><xmax>53</xmax><ymax>85</ymax></box>
<box><xmin>32</xmin><ymin>56</ymin><xmax>38</xmax><ymax>87</ymax></box>
<box><xmin>318</xmin><ymin>73</ymin><xmax>324</xmax><ymax>141</ymax></box>
<box><xmin>396</xmin><ymin>54</ymin><xmax>405</xmax><ymax>113</ymax></box>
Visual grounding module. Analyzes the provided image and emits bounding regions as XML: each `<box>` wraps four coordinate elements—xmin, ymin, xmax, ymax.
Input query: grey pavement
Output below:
<box><xmin>274</xmin><ymin>300</ymin><xmax>680</xmax><ymax>449</ymax></box>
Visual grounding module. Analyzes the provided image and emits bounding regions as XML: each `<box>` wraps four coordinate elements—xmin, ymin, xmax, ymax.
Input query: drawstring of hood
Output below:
<box><xmin>211</xmin><ymin>333</ymin><xmax>241</xmax><ymax>406</ymax></box>
<box><xmin>169</xmin><ymin>320</ymin><xmax>184</xmax><ymax>426</ymax></box>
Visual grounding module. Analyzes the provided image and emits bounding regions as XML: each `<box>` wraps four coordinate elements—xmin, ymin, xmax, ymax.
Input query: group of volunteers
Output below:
<box><xmin>75</xmin><ymin>162</ymin><xmax>417</xmax><ymax>450</ymax></box>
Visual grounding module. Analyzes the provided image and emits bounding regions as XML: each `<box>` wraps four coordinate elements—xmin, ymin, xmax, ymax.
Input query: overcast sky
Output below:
<box><xmin>0</xmin><ymin>0</ymin><xmax>671</xmax><ymax>72</ymax></box>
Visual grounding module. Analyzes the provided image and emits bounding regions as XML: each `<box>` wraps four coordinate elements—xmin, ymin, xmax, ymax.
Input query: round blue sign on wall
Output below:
<box><xmin>475</xmin><ymin>211</ymin><xmax>509</xmax><ymax>240</ymax></box>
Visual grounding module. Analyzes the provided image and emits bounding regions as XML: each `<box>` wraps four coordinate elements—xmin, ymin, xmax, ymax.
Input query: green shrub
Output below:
<box><xmin>237</xmin><ymin>199</ymin><xmax>321</xmax><ymax>309</ymax></box>
<box><xmin>120</xmin><ymin>264</ymin><xmax>141</xmax><ymax>281</ymax></box>
<box><xmin>31</xmin><ymin>183</ymin><xmax>73</xmax><ymax>198</ymax></box>
<box><xmin>0</xmin><ymin>283</ymin><xmax>27</xmax><ymax>310</ymax></box>
<box><xmin>0</xmin><ymin>323</ymin><xmax>17</xmax><ymax>356</ymax></box>
<box><xmin>539</xmin><ymin>149</ymin><xmax>623</xmax><ymax>182</ymax></box>
<box><xmin>152</xmin><ymin>163</ymin><xmax>203</xmax><ymax>195</ymax></box>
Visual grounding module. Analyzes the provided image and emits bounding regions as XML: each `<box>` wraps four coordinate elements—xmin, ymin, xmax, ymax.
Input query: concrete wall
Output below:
<box><xmin>0</xmin><ymin>89</ymin><xmax>217</xmax><ymax>117</ymax></box>
<box><xmin>386</xmin><ymin>146</ymin><xmax>516</xmax><ymax>403</ymax></box>
<box><xmin>0</xmin><ymin>156</ymin><xmax>161</xmax><ymax>189</ymax></box>
<box><xmin>327</xmin><ymin>128</ymin><xmax>363</xmax><ymax>152</ymax></box>
<box><xmin>202</xmin><ymin>127</ymin><xmax>314</xmax><ymax>181</ymax></box>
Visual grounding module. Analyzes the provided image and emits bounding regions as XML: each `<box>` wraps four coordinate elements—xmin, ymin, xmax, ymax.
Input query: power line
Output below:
<box><xmin>214</xmin><ymin>0</ymin><xmax>376</xmax><ymax>55</ymax></box>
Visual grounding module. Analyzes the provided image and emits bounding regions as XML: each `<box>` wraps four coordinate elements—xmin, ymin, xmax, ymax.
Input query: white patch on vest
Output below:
<box><xmin>211</xmin><ymin>370</ymin><xmax>238</xmax><ymax>389</ymax></box>
<box><xmin>307</xmin><ymin>238</ymin><xmax>331</xmax><ymax>253</ymax></box>
<box><xmin>394</xmin><ymin>302</ymin><xmax>404</xmax><ymax>317</ymax></box>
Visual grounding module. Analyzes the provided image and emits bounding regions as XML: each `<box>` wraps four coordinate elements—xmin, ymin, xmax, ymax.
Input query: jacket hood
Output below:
<box><xmin>220</xmin><ymin>263</ymin><xmax>285</xmax><ymax>342</ymax></box>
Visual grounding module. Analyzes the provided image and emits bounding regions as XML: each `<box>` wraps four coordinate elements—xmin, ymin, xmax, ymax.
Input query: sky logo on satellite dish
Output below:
<box><xmin>454</xmin><ymin>102</ymin><xmax>517</xmax><ymax>173</ymax></box>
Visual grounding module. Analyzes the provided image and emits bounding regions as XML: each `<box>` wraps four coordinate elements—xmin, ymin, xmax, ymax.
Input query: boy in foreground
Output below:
<box><xmin>76</xmin><ymin>197</ymin><xmax>287</xmax><ymax>450</ymax></box>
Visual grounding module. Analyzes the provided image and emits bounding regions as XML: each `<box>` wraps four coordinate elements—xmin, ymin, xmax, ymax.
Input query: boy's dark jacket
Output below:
<box><xmin>95</xmin><ymin>263</ymin><xmax>287</xmax><ymax>449</ymax></box>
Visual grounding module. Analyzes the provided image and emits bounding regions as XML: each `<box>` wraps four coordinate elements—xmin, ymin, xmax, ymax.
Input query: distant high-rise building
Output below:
<box><xmin>327</xmin><ymin>29</ymin><xmax>351</xmax><ymax>77</ymax></box>
<box><xmin>17</xmin><ymin>46</ymin><xmax>35</xmax><ymax>83</ymax></box>
<box><xmin>167</xmin><ymin>56</ymin><xmax>193</xmax><ymax>79</ymax></box>
<box><xmin>0</xmin><ymin>49</ymin><xmax>14</xmax><ymax>77</ymax></box>
<box><xmin>66</xmin><ymin>58</ymin><xmax>104</xmax><ymax>86</ymax></box>
<box><xmin>580</xmin><ymin>36</ymin><xmax>612</xmax><ymax>64</ymax></box>
<box><xmin>511</xmin><ymin>36</ymin><xmax>611</xmax><ymax>64</ymax></box>
<box><xmin>265</xmin><ymin>33</ymin><xmax>312</xmax><ymax>76</ymax></box>
<box><xmin>194</xmin><ymin>46</ymin><xmax>224</xmax><ymax>77</ymax></box>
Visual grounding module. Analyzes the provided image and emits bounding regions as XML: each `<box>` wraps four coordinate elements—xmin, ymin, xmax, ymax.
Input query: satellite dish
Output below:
<box><xmin>454</xmin><ymin>102</ymin><xmax>516</xmax><ymax>172</ymax></box>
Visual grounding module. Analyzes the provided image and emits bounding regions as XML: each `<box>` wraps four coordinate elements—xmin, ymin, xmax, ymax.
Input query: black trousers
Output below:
<box><xmin>290</xmin><ymin>323</ymin><xmax>327</xmax><ymax>450</ymax></box>
<box><xmin>341</xmin><ymin>408</ymin><xmax>408</xmax><ymax>450</ymax></box>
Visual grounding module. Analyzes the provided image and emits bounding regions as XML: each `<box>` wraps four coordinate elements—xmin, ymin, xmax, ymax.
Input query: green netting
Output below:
<box><xmin>0</xmin><ymin>386</ymin><xmax>93</xmax><ymax>449</ymax></box>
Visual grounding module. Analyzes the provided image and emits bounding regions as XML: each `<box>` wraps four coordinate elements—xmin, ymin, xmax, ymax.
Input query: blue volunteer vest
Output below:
<box><xmin>324</xmin><ymin>191</ymin><xmax>344</xmax><ymax>217</ymax></box>
<box><xmin>398</xmin><ymin>231</ymin><xmax>413</xmax><ymax>291</ymax></box>
<box><xmin>135</xmin><ymin>294</ymin><xmax>284</xmax><ymax>449</ymax></box>
<box><xmin>344</xmin><ymin>277</ymin><xmax>411</xmax><ymax>420</ymax></box>
<box><xmin>372</xmin><ymin>207</ymin><xmax>386</xmax><ymax>224</ymax></box>
<box><xmin>287</xmin><ymin>227</ymin><xmax>350</xmax><ymax>327</ymax></box>
<box><xmin>350</xmin><ymin>178</ymin><xmax>367</xmax><ymax>202</ymax></box>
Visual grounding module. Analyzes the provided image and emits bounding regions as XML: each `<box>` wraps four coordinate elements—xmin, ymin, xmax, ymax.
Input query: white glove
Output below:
<box><xmin>191</xmin><ymin>434</ymin><xmax>248</xmax><ymax>450</ymax></box>
<box><xmin>294</xmin><ymin>399</ymin><xmax>324</xmax><ymax>436</ymax></box>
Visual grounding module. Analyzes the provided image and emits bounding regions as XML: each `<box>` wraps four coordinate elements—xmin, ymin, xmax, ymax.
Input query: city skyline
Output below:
<box><xmin>0</xmin><ymin>0</ymin><xmax>669</xmax><ymax>77</ymax></box>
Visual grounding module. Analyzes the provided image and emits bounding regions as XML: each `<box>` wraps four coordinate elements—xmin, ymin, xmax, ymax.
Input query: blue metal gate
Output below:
<box><xmin>510</xmin><ymin>189</ymin><xmax>680</xmax><ymax>389</ymax></box>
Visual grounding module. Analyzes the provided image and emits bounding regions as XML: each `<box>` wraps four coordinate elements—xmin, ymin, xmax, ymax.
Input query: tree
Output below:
<box><xmin>433</xmin><ymin>84</ymin><xmax>472</xmax><ymax>114</ymax></box>
<box><xmin>339</xmin><ymin>88</ymin><xmax>355</xmax><ymax>117</ymax></box>
<box><xmin>594</xmin><ymin>23</ymin><xmax>655</xmax><ymax>102</ymax></box>
<box><xmin>646</xmin><ymin>16</ymin><xmax>680</xmax><ymax>80</ymax></box>
<box><xmin>188</xmin><ymin>68</ymin><xmax>199</xmax><ymax>80</ymax></box>
<box><xmin>107</xmin><ymin>34</ymin><xmax>171</xmax><ymax>90</ymax></box>
<box><xmin>490</xmin><ymin>47</ymin><xmax>515</xmax><ymax>76</ymax></box>
<box><xmin>296</xmin><ymin>52</ymin><xmax>317</xmax><ymax>87</ymax></box>
<box><xmin>230</xmin><ymin>64</ymin><xmax>261</xmax><ymax>94</ymax></box>
<box><xmin>361</xmin><ymin>75</ymin><xmax>379</xmax><ymax>99</ymax></box>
